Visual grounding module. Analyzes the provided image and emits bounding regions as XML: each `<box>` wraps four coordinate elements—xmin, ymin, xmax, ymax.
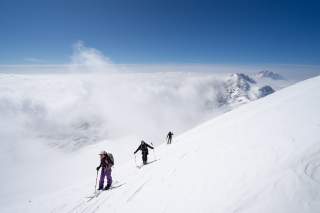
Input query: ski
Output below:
<box><xmin>86</xmin><ymin>183</ymin><xmax>125</xmax><ymax>201</ymax></box>
<box><xmin>136</xmin><ymin>159</ymin><xmax>159</xmax><ymax>169</ymax></box>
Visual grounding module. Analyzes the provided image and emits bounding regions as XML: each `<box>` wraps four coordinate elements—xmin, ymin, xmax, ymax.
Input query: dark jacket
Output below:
<box><xmin>134</xmin><ymin>142</ymin><xmax>154</xmax><ymax>155</ymax></box>
<box><xmin>167</xmin><ymin>132</ymin><xmax>174</xmax><ymax>139</ymax></box>
<box><xmin>97</xmin><ymin>155</ymin><xmax>113</xmax><ymax>170</ymax></box>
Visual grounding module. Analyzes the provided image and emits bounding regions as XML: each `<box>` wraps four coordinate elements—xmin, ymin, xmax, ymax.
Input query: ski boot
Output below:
<box><xmin>104</xmin><ymin>183</ymin><xmax>111</xmax><ymax>190</ymax></box>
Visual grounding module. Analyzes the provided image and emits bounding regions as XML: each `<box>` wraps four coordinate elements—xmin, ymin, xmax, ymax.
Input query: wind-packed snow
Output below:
<box><xmin>2</xmin><ymin>74</ymin><xmax>319</xmax><ymax>213</ymax></box>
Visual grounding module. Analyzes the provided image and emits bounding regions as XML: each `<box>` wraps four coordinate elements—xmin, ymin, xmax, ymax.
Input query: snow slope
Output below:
<box><xmin>5</xmin><ymin>75</ymin><xmax>320</xmax><ymax>213</ymax></box>
<box><xmin>0</xmin><ymin>71</ymin><xmax>293</xmax><ymax>212</ymax></box>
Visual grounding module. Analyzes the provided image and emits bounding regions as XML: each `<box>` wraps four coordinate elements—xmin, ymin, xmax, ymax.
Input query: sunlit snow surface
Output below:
<box><xmin>0</xmin><ymin>71</ymin><xmax>297</xmax><ymax>212</ymax></box>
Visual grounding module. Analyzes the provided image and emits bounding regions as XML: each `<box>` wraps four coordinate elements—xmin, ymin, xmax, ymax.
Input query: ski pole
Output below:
<box><xmin>151</xmin><ymin>143</ymin><xmax>157</xmax><ymax>160</ymax></box>
<box><xmin>134</xmin><ymin>153</ymin><xmax>137</xmax><ymax>166</ymax></box>
<box><xmin>94</xmin><ymin>170</ymin><xmax>98</xmax><ymax>193</ymax></box>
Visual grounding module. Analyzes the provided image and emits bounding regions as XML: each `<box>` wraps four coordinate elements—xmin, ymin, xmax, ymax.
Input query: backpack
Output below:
<box><xmin>107</xmin><ymin>153</ymin><xmax>114</xmax><ymax>166</ymax></box>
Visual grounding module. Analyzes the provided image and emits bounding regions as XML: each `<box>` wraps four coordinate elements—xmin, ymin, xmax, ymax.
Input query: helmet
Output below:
<box><xmin>99</xmin><ymin>150</ymin><xmax>107</xmax><ymax>155</ymax></box>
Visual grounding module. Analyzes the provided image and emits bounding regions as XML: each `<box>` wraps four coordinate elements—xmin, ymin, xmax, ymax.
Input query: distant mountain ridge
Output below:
<box><xmin>222</xmin><ymin>72</ymin><xmax>276</xmax><ymax>107</ymax></box>
<box><xmin>256</xmin><ymin>70</ymin><xmax>285</xmax><ymax>80</ymax></box>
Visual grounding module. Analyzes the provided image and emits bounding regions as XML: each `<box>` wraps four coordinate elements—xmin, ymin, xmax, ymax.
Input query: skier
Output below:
<box><xmin>167</xmin><ymin>131</ymin><xmax>174</xmax><ymax>144</ymax></box>
<box><xmin>96</xmin><ymin>150</ymin><xmax>114</xmax><ymax>190</ymax></box>
<box><xmin>134</xmin><ymin>140</ymin><xmax>154</xmax><ymax>165</ymax></box>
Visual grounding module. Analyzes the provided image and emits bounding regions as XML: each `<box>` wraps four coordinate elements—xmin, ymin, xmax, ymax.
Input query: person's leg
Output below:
<box><xmin>104</xmin><ymin>168</ymin><xmax>112</xmax><ymax>190</ymax></box>
<box><xmin>142</xmin><ymin>153</ymin><xmax>147</xmax><ymax>164</ymax></box>
<box><xmin>98</xmin><ymin>168</ymin><xmax>106</xmax><ymax>190</ymax></box>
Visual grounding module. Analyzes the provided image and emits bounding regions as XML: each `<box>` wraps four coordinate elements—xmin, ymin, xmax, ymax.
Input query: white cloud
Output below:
<box><xmin>69</xmin><ymin>40</ymin><xmax>117</xmax><ymax>73</ymax></box>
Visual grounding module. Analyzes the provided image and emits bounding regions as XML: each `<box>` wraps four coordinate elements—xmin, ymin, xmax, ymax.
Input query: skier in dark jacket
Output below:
<box><xmin>96</xmin><ymin>150</ymin><xmax>113</xmax><ymax>190</ymax></box>
<box><xmin>134</xmin><ymin>140</ymin><xmax>154</xmax><ymax>165</ymax></box>
<box><xmin>167</xmin><ymin>131</ymin><xmax>174</xmax><ymax>144</ymax></box>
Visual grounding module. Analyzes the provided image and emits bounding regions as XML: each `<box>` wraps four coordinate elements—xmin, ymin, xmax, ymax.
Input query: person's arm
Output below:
<box><xmin>134</xmin><ymin>145</ymin><xmax>141</xmax><ymax>154</ymax></box>
<box><xmin>146</xmin><ymin>143</ymin><xmax>154</xmax><ymax>149</ymax></box>
<box><xmin>96</xmin><ymin>160</ymin><xmax>102</xmax><ymax>171</ymax></box>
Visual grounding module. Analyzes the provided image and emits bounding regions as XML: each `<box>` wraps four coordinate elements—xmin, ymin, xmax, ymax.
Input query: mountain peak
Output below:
<box><xmin>229</xmin><ymin>73</ymin><xmax>257</xmax><ymax>84</ymax></box>
<box><xmin>256</xmin><ymin>70</ymin><xmax>285</xmax><ymax>80</ymax></box>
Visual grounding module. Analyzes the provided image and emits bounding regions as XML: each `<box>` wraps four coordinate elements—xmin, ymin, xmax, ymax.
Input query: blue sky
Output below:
<box><xmin>0</xmin><ymin>0</ymin><xmax>319</xmax><ymax>65</ymax></box>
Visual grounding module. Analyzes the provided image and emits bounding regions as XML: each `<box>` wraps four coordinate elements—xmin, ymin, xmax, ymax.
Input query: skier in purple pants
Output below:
<box><xmin>96</xmin><ymin>150</ymin><xmax>114</xmax><ymax>190</ymax></box>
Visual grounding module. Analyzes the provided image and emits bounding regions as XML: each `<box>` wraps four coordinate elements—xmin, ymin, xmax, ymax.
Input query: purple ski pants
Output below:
<box><xmin>99</xmin><ymin>167</ymin><xmax>112</xmax><ymax>189</ymax></box>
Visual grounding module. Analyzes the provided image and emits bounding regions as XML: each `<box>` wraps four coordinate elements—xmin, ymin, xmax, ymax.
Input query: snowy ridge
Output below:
<box><xmin>224</xmin><ymin>73</ymin><xmax>276</xmax><ymax>106</ymax></box>
<box><xmin>6</xmin><ymin>75</ymin><xmax>320</xmax><ymax>213</ymax></box>
<box><xmin>256</xmin><ymin>70</ymin><xmax>285</xmax><ymax>80</ymax></box>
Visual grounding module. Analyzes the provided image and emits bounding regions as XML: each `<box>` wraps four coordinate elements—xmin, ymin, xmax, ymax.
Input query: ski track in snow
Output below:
<box><xmin>63</xmin><ymin>143</ymin><xmax>196</xmax><ymax>213</ymax></box>
<box><xmin>126</xmin><ymin>178</ymin><xmax>151</xmax><ymax>203</ymax></box>
<box><xmin>303</xmin><ymin>149</ymin><xmax>320</xmax><ymax>184</ymax></box>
